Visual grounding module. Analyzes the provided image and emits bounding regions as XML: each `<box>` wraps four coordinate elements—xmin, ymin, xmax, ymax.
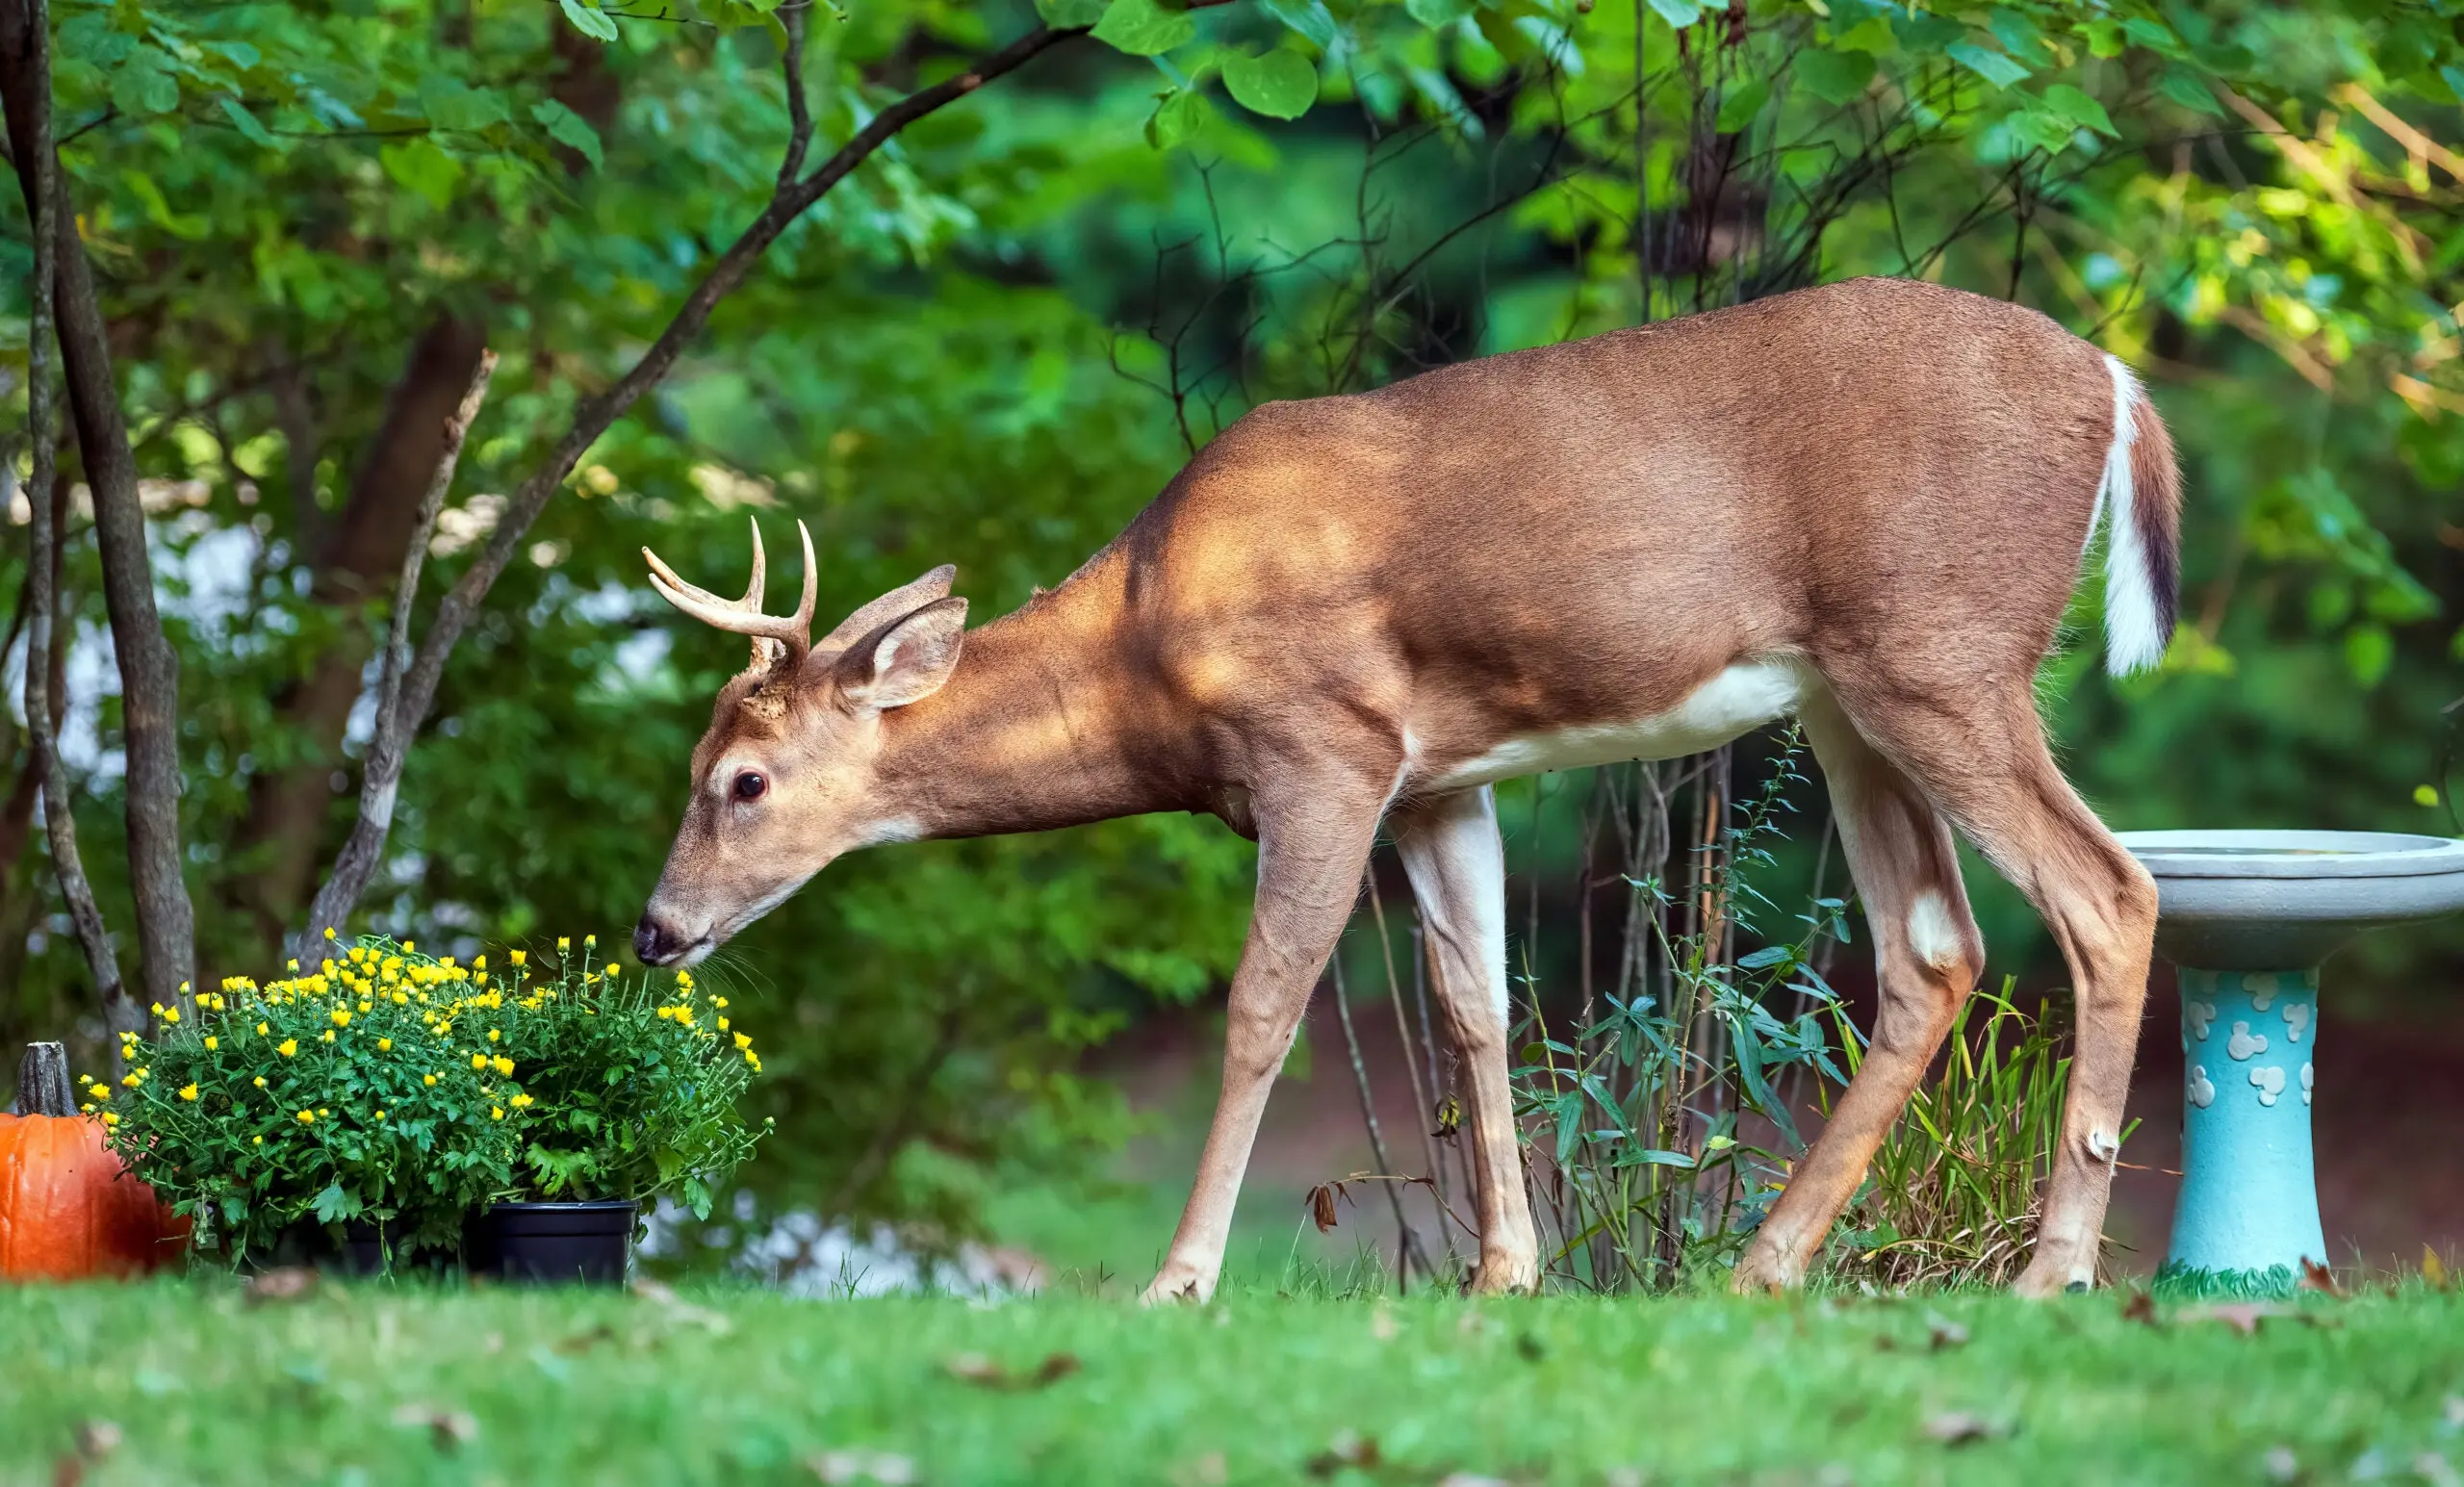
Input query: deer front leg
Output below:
<box><xmin>1391</xmin><ymin>786</ymin><xmax>1539</xmax><ymax>1295</ymax></box>
<box><xmin>1142</xmin><ymin>778</ymin><xmax>1388</xmax><ymax>1305</ymax></box>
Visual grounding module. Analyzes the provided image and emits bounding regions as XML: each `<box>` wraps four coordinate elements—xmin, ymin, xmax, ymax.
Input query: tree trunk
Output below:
<box><xmin>0</xmin><ymin>0</ymin><xmax>193</xmax><ymax>1020</ymax></box>
<box><xmin>227</xmin><ymin>314</ymin><xmax>487</xmax><ymax>948</ymax></box>
<box><xmin>0</xmin><ymin>0</ymin><xmax>141</xmax><ymax>1054</ymax></box>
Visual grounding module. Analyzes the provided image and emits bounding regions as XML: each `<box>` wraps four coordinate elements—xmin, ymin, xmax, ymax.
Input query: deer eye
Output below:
<box><xmin>732</xmin><ymin>771</ymin><xmax>768</xmax><ymax>802</ymax></box>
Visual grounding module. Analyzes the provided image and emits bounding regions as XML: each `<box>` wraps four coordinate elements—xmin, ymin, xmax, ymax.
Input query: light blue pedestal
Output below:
<box><xmin>2120</xmin><ymin>831</ymin><xmax>2464</xmax><ymax>1299</ymax></box>
<box><xmin>2165</xmin><ymin>966</ymin><xmax>2323</xmax><ymax>1294</ymax></box>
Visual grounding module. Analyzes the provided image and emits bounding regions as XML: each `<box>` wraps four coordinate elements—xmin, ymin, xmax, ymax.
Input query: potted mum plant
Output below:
<box><xmin>95</xmin><ymin>934</ymin><xmax>768</xmax><ymax>1282</ymax></box>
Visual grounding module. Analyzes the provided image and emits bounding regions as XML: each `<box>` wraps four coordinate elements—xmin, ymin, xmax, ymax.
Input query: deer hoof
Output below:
<box><xmin>1139</xmin><ymin>1265</ymin><xmax>1215</xmax><ymax>1307</ymax></box>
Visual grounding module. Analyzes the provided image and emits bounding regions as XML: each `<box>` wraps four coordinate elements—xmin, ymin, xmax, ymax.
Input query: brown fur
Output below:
<box><xmin>637</xmin><ymin>277</ymin><xmax>2179</xmax><ymax>1301</ymax></box>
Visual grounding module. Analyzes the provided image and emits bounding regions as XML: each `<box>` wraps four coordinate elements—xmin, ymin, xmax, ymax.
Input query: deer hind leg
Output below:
<box><xmin>1733</xmin><ymin>689</ymin><xmax>1985</xmax><ymax>1294</ymax></box>
<box><xmin>1142</xmin><ymin>771</ymin><xmax>1391</xmax><ymax>1306</ymax></box>
<box><xmin>1390</xmin><ymin>785</ymin><xmax>1540</xmax><ymax>1295</ymax></box>
<box><xmin>1821</xmin><ymin>677</ymin><xmax>2158</xmax><ymax>1296</ymax></box>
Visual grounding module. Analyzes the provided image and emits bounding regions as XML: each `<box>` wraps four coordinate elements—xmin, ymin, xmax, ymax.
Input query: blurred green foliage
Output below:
<box><xmin>6</xmin><ymin>0</ymin><xmax>2464</xmax><ymax>1240</ymax></box>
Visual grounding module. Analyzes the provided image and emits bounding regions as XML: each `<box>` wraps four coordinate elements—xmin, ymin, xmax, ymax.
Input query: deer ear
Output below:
<box><xmin>834</xmin><ymin>597</ymin><xmax>967</xmax><ymax>713</ymax></box>
<box><xmin>816</xmin><ymin>565</ymin><xmax>958</xmax><ymax>656</ymax></box>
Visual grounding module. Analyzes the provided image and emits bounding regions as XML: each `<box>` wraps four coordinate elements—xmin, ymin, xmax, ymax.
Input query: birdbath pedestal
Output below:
<box><xmin>2118</xmin><ymin>830</ymin><xmax>2464</xmax><ymax>1295</ymax></box>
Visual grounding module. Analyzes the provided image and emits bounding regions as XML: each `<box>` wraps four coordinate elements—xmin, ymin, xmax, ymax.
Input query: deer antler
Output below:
<box><xmin>643</xmin><ymin>517</ymin><xmax>819</xmax><ymax>672</ymax></box>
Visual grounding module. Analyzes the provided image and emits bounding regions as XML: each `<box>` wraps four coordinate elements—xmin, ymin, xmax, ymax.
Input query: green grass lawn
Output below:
<box><xmin>7</xmin><ymin>1278</ymin><xmax>2461</xmax><ymax>1486</ymax></box>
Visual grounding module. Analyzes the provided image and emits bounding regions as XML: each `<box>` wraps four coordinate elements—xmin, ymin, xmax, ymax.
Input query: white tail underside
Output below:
<box><xmin>2096</xmin><ymin>352</ymin><xmax>2166</xmax><ymax>677</ymax></box>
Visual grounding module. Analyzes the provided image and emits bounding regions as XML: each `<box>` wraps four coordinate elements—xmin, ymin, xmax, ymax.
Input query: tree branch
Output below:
<box><xmin>362</xmin><ymin>23</ymin><xmax>1089</xmax><ymax>866</ymax></box>
<box><xmin>295</xmin><ymin>350</ymin><xmax>498</xmax><ymax>956</ymax></box>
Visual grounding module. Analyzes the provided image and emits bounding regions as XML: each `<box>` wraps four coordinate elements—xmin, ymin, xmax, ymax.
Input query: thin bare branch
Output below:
<box><xmin>295</xmin><ymin>350</ymin><xmax>498</xmax><ymax>955</ymax></box>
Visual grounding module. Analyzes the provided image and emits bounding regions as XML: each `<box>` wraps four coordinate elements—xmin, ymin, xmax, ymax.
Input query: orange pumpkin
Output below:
<box><xmin>1</xmin><ymin>1042</ymin><xmax>188</xmax><ymax>1281</ymax></box>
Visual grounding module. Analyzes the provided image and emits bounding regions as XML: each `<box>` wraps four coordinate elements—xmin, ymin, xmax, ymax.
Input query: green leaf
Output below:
<box><xmin>418</xmin><ymin>76</ymin><xmax>507</xmax><ymax>133</ymax></box>
<box><xmin>2161</xmin><ymin>65</ymin><xmax>2225</xmax><ymax>116</ymax></box>
<box><xmin>1831</xmin><ymin>16</ymin><xmax>1893</xmax><ymax>54</ymax></box>
<box><xmin>310</xmin><ymin>1182</ymin><xmax>356</xmax><ymax>1223</ymax></box>
<box><xmin>2121</xmin><ymin>16</ymin><xmax>2186</xmax><ymax>57</ymax></box>
<box><xmin>1714</xmin><ymin>75</ymin><xmax>1768</xmax><ymax>134</ymax></box>
<box><xmin>2006</xmin><ymin>104</ymin><xmax>2078</xmax><ymax>154</ymax></box>
<box><xmin>218</xmin><ymin>95</ymin><xmax>275</xmax><ymax>147</ymax></box>
<box><xmin>1221</xmin><ymin>49</ymin><xmax>1317</xmax><ymax>119</ymax></box>
<box><xmin>378</xmin><ymin>139</ymin><xmax>463</xmax><ymax>210</ymax></box>
<box><xmin>1143</xmin><ymin>86</ymin><xmax>1208</xmax><ymax>148</ymax></box>
<box><xmin>556</xmin><ymin>0</ymin><xmax>621</xmax><ymax>42</ymax></box>
<box><xmin>111</xmin><ymin>53</ymin><xmax>180</xmax><ymax>115</ymax></box>
<box><xmin>1986</xmin><ymin>7</ymin><xmax>2042</xmax><ymax>61</ymax></box>
<box><xmin>2040</xmin><ymin>83</ymin><xmax>2118</xmax><ymax>139</ymax></box>
<box><xmin>1947</xmin><ymin>40</ymin><xmax>2028</xmax><ymax>89</ymax></box>
<box><xmin>1261</xmin><ymin>0</ymin><xmax>1337</xmax><ymax>51</ymax></box>
<box><xmin>530</xmin><ymin>98</ymin><xmax>603</xmax><ymax>169</ymax></box>
<box><xmin>1645</xmin><ymin>0</ymin><xmax>1703</xmax><ymax>27</ymax></box>
<box><xmin>1796</xmin><ymin>48</ymin><xmax>1875</xmax><ymax>106</ymax></box>
<box><xmin>1405</xmin><ymin>0</ymin><xmax>1472</xmax><ymax>29</ymax></box>
<box><xmin>121</xmin><ymin>168</ymin><xmax>209</xmax><ymax>240</ymax></box>
<box><xmin>1091</xmin><ymin>0</ymin><xmax>1194</xmax><ymax>57</ymax></box>
<box><xmin>1036</xmin><ymin>0</ymin><xmax>1110</xmax><ymax>28</ymax></box>
<box><xmin>2346</xmin><ymin>624</ymin><xmax>2394</xmax><ymax>687</ymax></box>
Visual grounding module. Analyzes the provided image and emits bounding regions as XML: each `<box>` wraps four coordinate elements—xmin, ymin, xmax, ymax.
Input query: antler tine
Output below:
<box><xmin>640</xmin><ymin>520</ymin><xmax>820</xmax><ymax>673</ymax></box>
<box><xmin>789</xmin><ymin>519</ymin><xmax>817</xmax><ymax>645</ymax></box>
<box><xmin>741</xmin><ymin>516</ymin><xmax>767</xmax><ymax>609</ymax></box>
<box><xmin>641</xmin><ymin>545</ymin><xmax>749</xmax><ymax>617</ymax></box>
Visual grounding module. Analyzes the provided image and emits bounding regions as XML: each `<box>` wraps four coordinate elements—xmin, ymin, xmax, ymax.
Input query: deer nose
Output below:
<box><xmin>633</xmin><ymin>914</ymin><xmax>682</xmax><ymax>966</ymax></box>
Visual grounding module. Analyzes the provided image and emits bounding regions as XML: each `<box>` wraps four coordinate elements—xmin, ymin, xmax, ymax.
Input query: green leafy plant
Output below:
<box><xmin>91</xmin><ymin>934</ymin><xmax>767</xmax><ymax>1266</ymax></box>
<box><xmin>1823</xmin><ymin>985</ymin><xmax>2082</xmax><ymax>1289</ymax></box>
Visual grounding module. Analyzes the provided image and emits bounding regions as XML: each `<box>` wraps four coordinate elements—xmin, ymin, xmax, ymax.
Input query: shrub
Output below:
<box><xmin>91</xmin><ymin>934</ymin><xmax>767</xmax><ymax>1266</ymax></box>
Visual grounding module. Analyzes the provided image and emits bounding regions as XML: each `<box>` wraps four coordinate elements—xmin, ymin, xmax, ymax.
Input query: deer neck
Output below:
<box><xmin>870</xmin><ymin>564</ymin><xmax>1169</xmax><ymax>839</ymax></box>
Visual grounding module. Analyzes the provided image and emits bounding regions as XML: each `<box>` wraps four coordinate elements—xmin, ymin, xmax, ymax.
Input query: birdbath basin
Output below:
<box><xmin>2118</xmin><ymin>830</ymin><xmax>2464</xmax><ymax>1295</ymax></box>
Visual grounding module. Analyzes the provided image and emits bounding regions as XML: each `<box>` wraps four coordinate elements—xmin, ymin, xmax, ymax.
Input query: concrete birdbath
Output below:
<box><xmin>2118</xmin><ymin>830</ymin><xmax>2464</xmax><ymax>1295</ymax></box>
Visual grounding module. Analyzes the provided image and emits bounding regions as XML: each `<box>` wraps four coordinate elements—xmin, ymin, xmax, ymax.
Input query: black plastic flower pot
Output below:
<box><xmin>475</xmin><ymin>1200</ymin><xmax>637</xmax><ymax>1285</ymax></box>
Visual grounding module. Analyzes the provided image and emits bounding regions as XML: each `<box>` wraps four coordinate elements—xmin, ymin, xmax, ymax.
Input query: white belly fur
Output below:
<box><xmin>1419</xmin><ymin>658</ymin><xmax>1810</xmax><ymax>792</ymax></box>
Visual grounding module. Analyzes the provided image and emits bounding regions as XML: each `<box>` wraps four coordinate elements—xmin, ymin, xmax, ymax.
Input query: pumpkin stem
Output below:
<box><xmin>11</xmin><ymin>1042</ymin><xmax>75</xmax><ymax>1117</ymax></box>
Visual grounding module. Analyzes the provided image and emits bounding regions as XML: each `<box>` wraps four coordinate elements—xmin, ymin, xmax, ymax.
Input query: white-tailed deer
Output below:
<box><xmin>634</xmin><ymin>277</ymin><xmax>2179</xmax><ymax>1300</ymax></box>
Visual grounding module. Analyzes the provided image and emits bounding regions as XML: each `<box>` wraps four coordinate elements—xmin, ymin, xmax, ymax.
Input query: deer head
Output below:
<box><xmin>633</xmin><ymin>518</ymin><xmax>966</xmax><ymax>966</ymax></box>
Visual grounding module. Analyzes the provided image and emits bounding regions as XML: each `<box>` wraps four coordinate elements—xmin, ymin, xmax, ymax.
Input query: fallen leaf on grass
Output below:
<box><xmin>1922</xmin><ymin>1412</ymin><xmax>2006</xmax><ymax>1446</ymax></box>
<box><xmin>941</xmin><ymin>1351</ymin><xmax>1081</xmax><ymax>1390</ymax></box>
<box><xmin>390</xmin><ymin>1403</ymin><xmax>479</xmax><ymax>1451</ymax></box>
<box><xmin>1307</xmin><ymin>1430</ymin><xmax>1381</xmax><ymax>1476</ymax></box>
<box><xmin>555</xmin><ymin>1323</ymin><xmax>618</xmax><ymax>1354</ymax></box>
<box><xmin>51</xmin><ymin>1420</ymin><xmax>120</xmax><ymax>1487</ymax></box>
<box><xmin>2298</xmin><ymin>1258</ymin><xmax>2348</xmax><ymax>1298</ymax></box>
<box><xmin>629</xmin><ymin>1277</ymin><xmax>732</xmax><ymax>1334</ymax></box>
<box><xmin>2119</xmin><ymin>1290</ymin><xmax>2158</xmax><ymax>1327</ymax></box>
<box><xmin>806</xmin><ymin>1449</ymin><xmax>918</xmax><ymax>1485</ymax></box>
<box><xmin>2173</xmin><ymin>1302</ymin><xmax>2306</xmax><ymax>1336</ymax></box>
<box><xmin>244</xmin><ymin>1268</ymin><xmax>320</xmax><ymax>1306</ymax></box>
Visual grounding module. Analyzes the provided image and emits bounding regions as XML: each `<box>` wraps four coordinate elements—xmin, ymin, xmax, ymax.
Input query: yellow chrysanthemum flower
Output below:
<box><xmin>162</xmin><ymin>1007</ymin><xmax>181</xmax><ymax>1024</ymax></box>
<box><xmin>296</xmin><ymin>1110</ymin><xmax>315</xmax><ymax>1123</ymax></box>
<box><xmin>323</xmin><ymin>927</ymin><xmax>337</xmax><ymax>940</ymax></box>
<box><xmin>121</xmin><ymin>1073</ymin><xmax>141</xmax><ymax>1090</ymax></box>
<box><xmin>278</xmin><ymin>1039</ymin><xmax>298</xmax><ymax>1058</ymax></box>
<box><xmin>509</xmin><ymin>1093</ymin><xmax>532</xmax><ymax>1110</ymax></box>
<box><xmin>101</xmin><ymin>1112</ymin><xmax>119</xmax><ymax>1127</ymax></box>
<box><xmin>204</xmin><ymin>1036</ymin><xmax>218</xmax><ymax>1051</ymax></box>
<box><xmin>254</xmin><ymin>1076</ymin><xmax>268</xmax><ymax>1089</ymax></box>
<box><xmin>471</xmin><ymin>1054</ymin><xmax>488</xmax><ymax>1070</ymax></box>
<box><xmin>557</xmin><ymin>936</ymin><xmax>571</xmax><ymax>952</ymax></box>
<box><xmin>377</xmin><ymin>1038</ymin><xmax>394</xmax><ymax>1052</ymax></box>
<box><xmin>490</xmin><ymin>1107</ymin><xmax>504</xmax><ymax>1121</ymax></box>
<box><xmin>509</xmin><ymin>949</ymin><xmax>526</xmax><ymax>967</ymax></box>
<box><xmin>330</xmin><ymin>1008</ymin><xmax>350</xmax><ymax>1028</ymax></box>
<box><xmin>733</xmin><ymin>1032</ymin><xmax>752</xmax><ymax>1050</ymax></box>
<box><xmin>423</xmin><ymin>1073</ymin><xmax>438</xmax><ymax>1087</ymax></box>
<box><xmin>178</xmin><ymin>1084</ymin><xmax>198</xmax><ymax>1101</ymax></box>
